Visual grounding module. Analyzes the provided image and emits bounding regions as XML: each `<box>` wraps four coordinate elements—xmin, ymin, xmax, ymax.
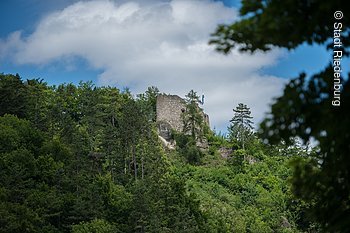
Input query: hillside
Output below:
<box><xmin>0</xmin><ymin>73</ymin><xmax>318</xmax><ymax>232</ymax></box>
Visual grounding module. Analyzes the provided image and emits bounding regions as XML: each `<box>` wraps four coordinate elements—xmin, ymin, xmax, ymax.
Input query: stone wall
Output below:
<box><xmin>156</xmin><ymin>94</ymin><xmax>210</xmax><ymax>133</ymax></box>
<box><xmin>156</xmin><ymin>94</ymin><xmax>186</xmax><ymax>132</ymax></box>
<box><xmin>156</xmin><ymin>93</ymin><xmax>210</xmax><ymax>151</ymax></box>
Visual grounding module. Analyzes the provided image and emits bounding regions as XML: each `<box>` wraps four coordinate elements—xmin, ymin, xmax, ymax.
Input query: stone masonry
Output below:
<box><xmin>156</xmin><ymin>94</ymin><xmax>209</xmax><ymax>141</ymax></box>
<box><xmin>156</xmin><ymin>94</ymin><xmax>186</xmax><ymax>133</ymax></box>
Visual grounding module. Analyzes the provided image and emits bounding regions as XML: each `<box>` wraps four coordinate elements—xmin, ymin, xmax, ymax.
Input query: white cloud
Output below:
<box><xmin>0</xmin><ymin>0</ymin><xmax>287</xmax><ymax>132</ymax></box>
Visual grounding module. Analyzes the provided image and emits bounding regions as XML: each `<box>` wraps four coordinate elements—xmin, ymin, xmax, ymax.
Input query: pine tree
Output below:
<box><xmin>228</xmin><ymin>103</ymin><xmax>254</xmax><ymax>150</ymax></box>
<box><xmin>182</xmin><ymin>90</ymin><xmax>204</xmax><ymax>141</ymax></box>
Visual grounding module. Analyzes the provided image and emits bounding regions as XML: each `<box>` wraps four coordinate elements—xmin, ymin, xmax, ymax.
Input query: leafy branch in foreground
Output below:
<box><xmin>210</xmin><ymin>0</ymin><xmax>350</xmax><ymax>231</ymax></box>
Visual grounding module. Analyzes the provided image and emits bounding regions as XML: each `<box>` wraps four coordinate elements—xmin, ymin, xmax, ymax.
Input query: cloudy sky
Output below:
<box><xmin>0</xmin><ymin>0</ymin><xmax>338</xmax><ymax>132</ymax></box>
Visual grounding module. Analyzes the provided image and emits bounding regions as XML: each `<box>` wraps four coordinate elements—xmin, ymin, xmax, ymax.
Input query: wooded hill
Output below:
<box><xmin>0</xmin><ymin>73</ymin><xmax>318</xmax><ymax>232</ymax></box>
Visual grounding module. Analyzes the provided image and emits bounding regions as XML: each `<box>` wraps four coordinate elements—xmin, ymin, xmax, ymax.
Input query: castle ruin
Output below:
<box><xmin>156</xmin><ymin>94</ymin><xmax>209</xmax><ymax>142</ymax></box>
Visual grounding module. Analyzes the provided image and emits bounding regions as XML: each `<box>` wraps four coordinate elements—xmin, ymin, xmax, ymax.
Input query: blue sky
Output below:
<box><xmin>0</xmin><ymin>0</ymin><xmax>334</xmax><ymax>83</ymax></box>
<box><xmin>0</xmin><ymin>0</ymin><xmax>100</xmax><ymax>84</ymax></box>
<box><xmin>0</xmin><ymin>0</ymin><xmax>347</xmax><ymax>132</ymax></box>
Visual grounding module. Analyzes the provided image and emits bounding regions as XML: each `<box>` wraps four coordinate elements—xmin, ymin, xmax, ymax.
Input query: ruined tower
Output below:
<box><xmin>156</xmin><ymin>94</ymin><xmax>209</xmax><ymax>141</ymax></box>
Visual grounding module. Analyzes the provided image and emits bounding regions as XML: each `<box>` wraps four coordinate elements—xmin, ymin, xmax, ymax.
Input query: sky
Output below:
<box><xmin>0</xmin><ymin>0</ymin><xmax>346</xmax><ymax>133</ymax></box>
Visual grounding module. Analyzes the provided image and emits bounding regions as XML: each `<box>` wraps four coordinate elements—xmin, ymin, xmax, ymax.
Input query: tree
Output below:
<box><xmin>0</xmin><ymin>73</ymin><xmax>28</xmax><ymax>118</ymax></box>
<box><xmin>210</xmin><ymin>0</ymin><xmax>350</xmax><ymax>231</ymax></box>
<box><xmin>72</xmin><ymin>219</ymin><xmax>119</xmax><ymax>233</ymax></box>
<box><xmin>0</xmin><ymin>115</ymin><xmax>67</xmax><ymax>232</ymax></box>
<box><xmin>228</xmin><ymin>103</ymin><xmax>254</xmax><ymax>150</ymax></box>
<box><xmin>137</xmin><ymin>86</ymin><xmax>160</xmax><ymax>122</ymax></box>
<box><xmin>178</xmin><ymin>90</ymin><xmax>206</xmax><ymax>165</ymax></box>
<box><xmin>209</xmin><ymin>0</ymin><xmax>348</xmax><ymax>54</ymax></box>
<box><xmin>182</xmin><ymin>90</ymin><xmax>205</xmax><ymax>141</ymax></box>
<box><xmin>0</xmin><ymin>77</ymin><xmax>212</xmax><ymax>232</ymax></box>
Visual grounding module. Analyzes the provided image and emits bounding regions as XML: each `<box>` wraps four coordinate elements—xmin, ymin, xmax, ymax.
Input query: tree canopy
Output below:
<box><xmin>210</xmin><ymin>0</ymin><xmax>349</xmax><ymax>54</ymax></box>
<box><xmin>0</xmin><ymin>73</ymin><xmax>319</xmax><ymax>232</ymax></box>
<box><xmin>210</xmin><ymin>0</ymin><xmax>350</xmax><ymax>231</ymax></box>
<box><xmin>228</xmin><ymin>103</ymin><xmax>254</xmax><ymax>150</ymax></box>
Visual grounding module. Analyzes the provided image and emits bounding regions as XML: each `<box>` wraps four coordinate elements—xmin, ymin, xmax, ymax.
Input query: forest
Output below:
<box><xmin>0</xmin><ymin>73</ymin><xmax>320</xmax><ymax>232</ymax></box>
<box><xmin>1</xmin><ymin>1</ymin><xmax>349</xmax><ymax>231</ymax></box>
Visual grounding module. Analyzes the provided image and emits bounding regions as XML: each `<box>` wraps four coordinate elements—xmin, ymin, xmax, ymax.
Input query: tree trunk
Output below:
<box><xmin>141</xmin><ymin>156</ymin><xmax>144</xmax><ymax>179</ymax></box>
<box><xmin>133</xmin><ymin>145</ymin><xmax>137</xmax><ymax>180</ymax></box>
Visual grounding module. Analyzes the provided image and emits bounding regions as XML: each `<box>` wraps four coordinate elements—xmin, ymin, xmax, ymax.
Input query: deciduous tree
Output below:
<box><xmin>210</xmin><ymin>0</ymin><xmax>350</xmax><ymax>231</ymax></box>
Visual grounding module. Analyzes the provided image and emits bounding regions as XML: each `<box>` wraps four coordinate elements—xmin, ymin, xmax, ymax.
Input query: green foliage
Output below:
<box><xmin>227</xmin><ymin>149</ymin><xmax>246</xmax><ymax>173</ymax></box>
<box><xmin>207</xmin><ymin>130</ymin><xmax>231</xmax><ymax>149</ymax></box>
<box><xmin>94</xmin><ymin>173</ymin><xmax>132</xmax><ymax>223</ymax></box>
<box><xmin>210</xmin><ymin>1</ymin><xmax>350</xmax><ymax>231</ymax></box>
<box><xmin>0</xmin><ymin>115</ymin><xmax>64</xmax><ymax>232</ymax></box>
<box><xmin>175</xmin><ymin>89</ymin><xmax>210</xmax><ymax>165</ymax></box>
<box><xmin>257</xmin><ymin>68</ymin><xmax>350</xmax><ymax>232</ymax></box>
<box><xmin>174</xmin><ymin>131</ymin><xmax>203</xmax><ymax>165</ymax></box>
<box><xmin>228</xmin><ymin>103</ymin><xmax>254</xmax><ymax>150</ymax></box>
<box><xmin>0</xmin><ymin>73</ymin><xmax>29</xmax><ymax>118</ymax></box>
<box><xmin>137</xmin><ymin>86</ymin><xmax>160</xmax><ymax>122</ymax></box>
<box><xmin>0</xmin><ymin>74</ymin><xmax>317</xmax><ymax>232</ymax></box>
<box><xmin>72</xmin><ymin>219</ymin><xmax>118</xmax><ymax>233</ymax></box>
<box><xmin>210</xmin><ymin>0</ymin><xmax>349</xmax><ymax>54</ymax></box>
<box><xmin>0</xmin><ymin>76</ymin><xmax>206</xmax><ymax>232</ymax></box>
<box><xmin>179</xmin><ymin>150</ymin><xmax>301</xmax><ymax>232</ymax></box>
<box><xmin>182</xmin><ymin>90</ymin><xmax>205</xmax><ymax>140</ymax></box>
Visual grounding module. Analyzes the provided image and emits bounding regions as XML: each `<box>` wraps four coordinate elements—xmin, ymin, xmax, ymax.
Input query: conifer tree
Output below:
<box><xmin>228</xmin><ymin>103</ymin><xmax>254</xmax><ymax>150</ymax></box>
<box><xmin>182</xmin><ymin>90</ymin><xmax>204</xmax><ymax>141</ymax></box>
